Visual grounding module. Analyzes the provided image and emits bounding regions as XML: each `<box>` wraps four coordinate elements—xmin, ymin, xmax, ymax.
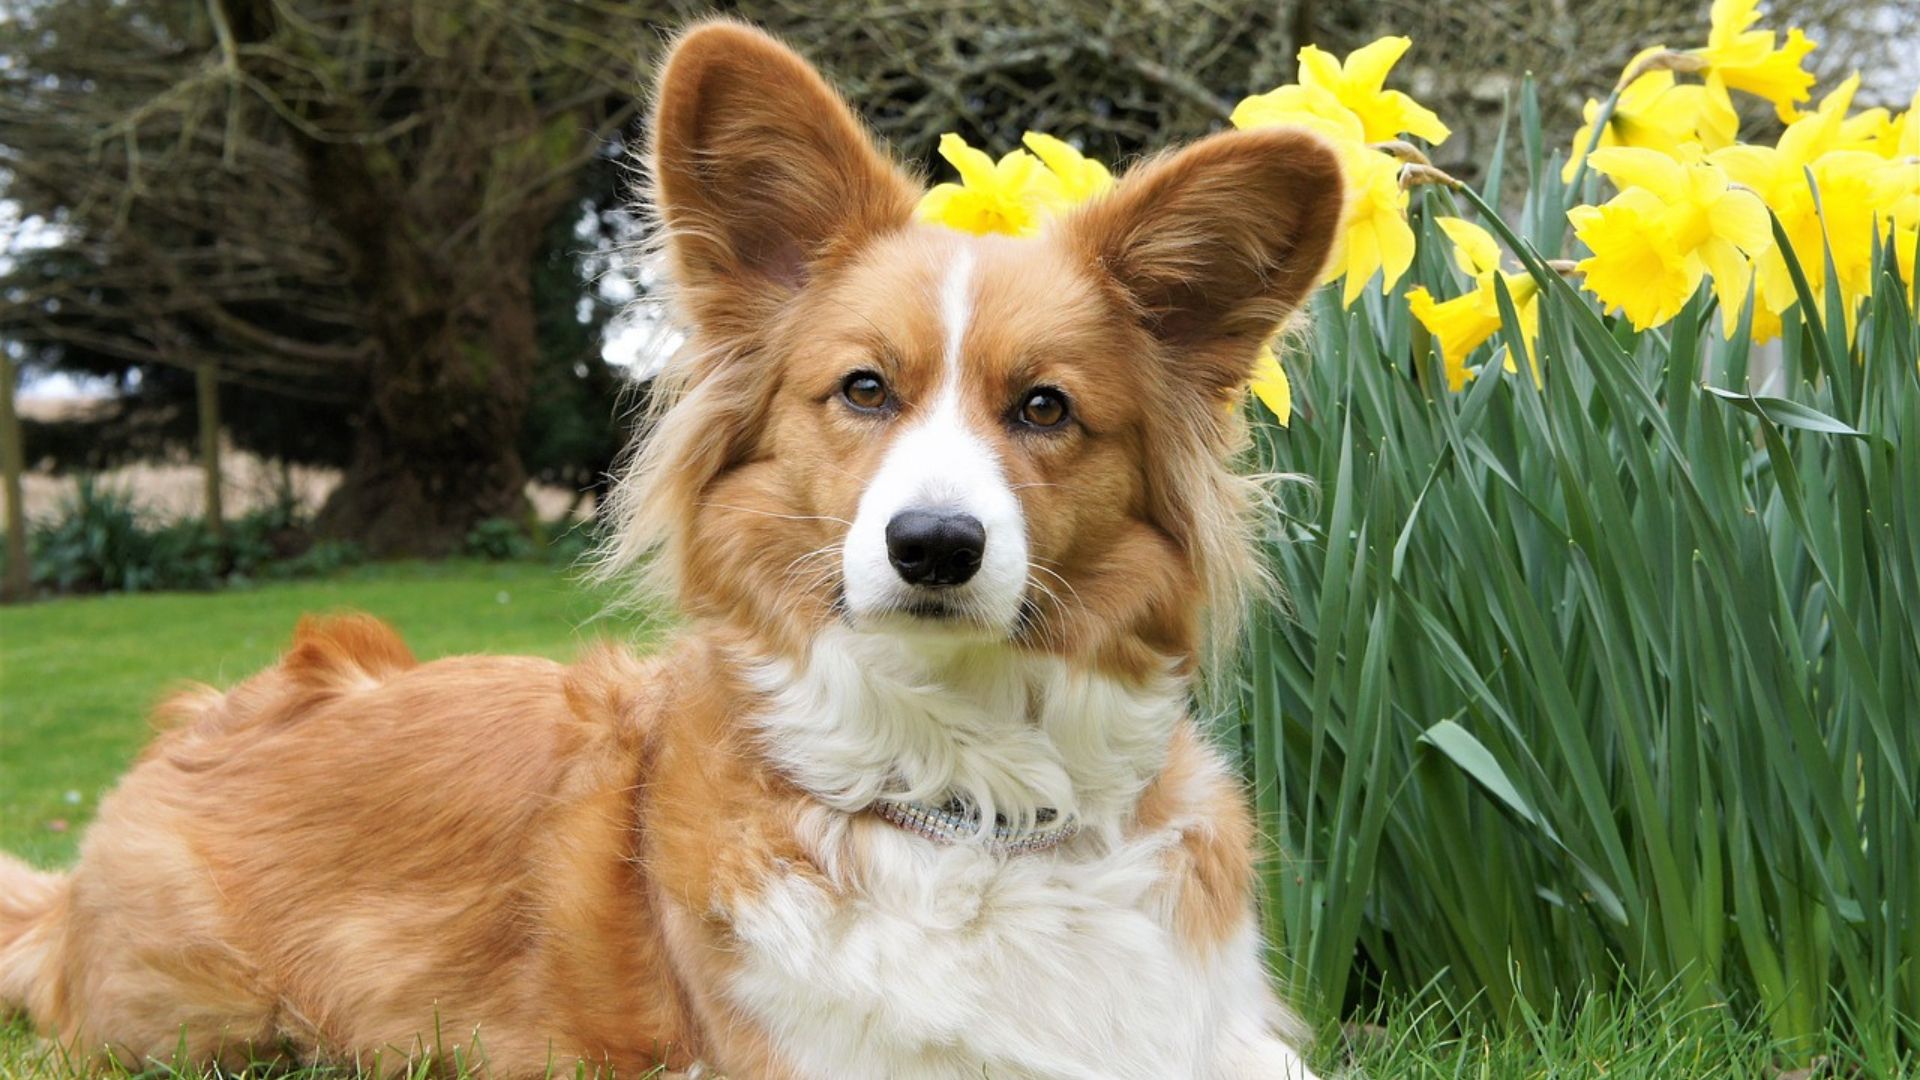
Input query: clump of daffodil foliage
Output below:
<box><xmin>920</xmin><ymin>1</ymin><xmax>1917</xmax><ymax>1071</ymax></box>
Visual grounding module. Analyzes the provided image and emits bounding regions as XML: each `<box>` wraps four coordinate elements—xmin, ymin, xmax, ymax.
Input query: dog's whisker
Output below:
<box><xmin>702</xmin><ymin>503</ymin><xmax>853</xmax><ymax>527</ymax></box>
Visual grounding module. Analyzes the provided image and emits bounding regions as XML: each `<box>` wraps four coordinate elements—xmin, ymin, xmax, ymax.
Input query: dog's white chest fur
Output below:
<box><xmin>729</xmin><ymin>820</ymin><xmax>1299</xmax><ymax>1079</ymax></box>
<box><xmin>721</xmin><ymin>629</ymin><xmax>1316</xmax><ymax>1079</ymax></box>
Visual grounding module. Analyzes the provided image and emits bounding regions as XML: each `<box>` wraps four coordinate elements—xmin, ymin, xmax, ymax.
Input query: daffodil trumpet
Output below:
<box><xmin>1408</xmin><ymin>215</ymin><xmax>1547</xmax><ymax>390</ymax></box>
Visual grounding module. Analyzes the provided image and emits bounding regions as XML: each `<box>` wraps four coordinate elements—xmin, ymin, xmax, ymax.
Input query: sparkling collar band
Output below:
<box><xmin>871</xmin><ymin>798</ymin><xmax>1080</xmax><ymax>855</ymax></box>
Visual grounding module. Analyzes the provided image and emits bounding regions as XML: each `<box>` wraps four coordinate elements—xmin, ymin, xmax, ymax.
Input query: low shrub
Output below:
<box><xmin>28</xmin><ymin>479</ymin><xmax>222</xmax><ymax>593</ymax></box>
<box><xmin>19</xmin><ymin>479</ymin><xmax>366</xmax><ymax>596</ymax></box>
<box><xmin>463</xmin><ymin>517</ymin><xmax>540</xmax><ymax>562</ymax></box>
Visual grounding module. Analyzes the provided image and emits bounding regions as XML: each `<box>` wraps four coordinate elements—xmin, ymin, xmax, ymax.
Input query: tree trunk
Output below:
<box><xmin>214</xmin><ymin>0</ymin><xmax>585</xmax><ymax>558</ymax></box>
<box><xmin>315</xmin><ymin>268</ymin><xmax>537</xmax><ymax>556</ymax></box>
<box><xmin>197</xmin><ymin>359</ymin><xmax>225</xmax><ymax>539</ymax></box>
<box><xmin>0</xmin><ymin>351</ymin><xmax>30</xmax><ymax>602</ymax></box>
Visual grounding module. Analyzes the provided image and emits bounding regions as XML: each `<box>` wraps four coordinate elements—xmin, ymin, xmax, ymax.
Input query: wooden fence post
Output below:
<box><xmin>0</xmin><ymin>351</ymin><xmax>30</xmax><ymax>602</ymax></box>
<box><xmin>197</xmin><ymin>359</ymin><xmax>224</xmax><ymax>539</ymax></box>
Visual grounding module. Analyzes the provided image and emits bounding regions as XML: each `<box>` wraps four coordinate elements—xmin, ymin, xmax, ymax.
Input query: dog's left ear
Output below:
<box><xmin>1063</xmin><ymin>128</ymin><xmax>1345</xmax><ymax>397</ymax></box>
<box><xmin>650</xmin><ymin>21</ymin><xmax>919</xmax><ymax>338</ymax></box>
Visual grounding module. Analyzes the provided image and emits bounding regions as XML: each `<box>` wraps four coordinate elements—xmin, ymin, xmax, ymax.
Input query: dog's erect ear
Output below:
<box><xmin>651</xmin><ymin>21</ymin><xmax>918</xmax><ymax>333</ymax></box>
<box><xmin>1063</xmin><ymin>128</ymin><xmax>1345</xmax><ymax>396</ymax></box>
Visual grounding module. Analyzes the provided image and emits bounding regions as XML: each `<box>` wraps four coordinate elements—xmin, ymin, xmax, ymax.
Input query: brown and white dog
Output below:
<box><xmin>0</xmin><ymin>21</ymin><xmax>1343</xmax><ymax>1080</ymax></box>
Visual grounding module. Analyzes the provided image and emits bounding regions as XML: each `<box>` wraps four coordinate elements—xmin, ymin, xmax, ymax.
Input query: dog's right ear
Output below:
<box><xmin>651</xmin><ymin>21</ymin><xmax>918</xmax><ymax>339</ymax></box>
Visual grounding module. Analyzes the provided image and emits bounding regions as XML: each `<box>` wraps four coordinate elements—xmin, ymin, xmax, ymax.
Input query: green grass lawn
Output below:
<box><xmin>0</xmin><ymin>560</ymin><xmax>657</xmax><ymax>868</ymax></box>
<box><xmin>0</xmin><ymin>564</ymin><xmax>1852</xmax><ymax>1077</ymax></box>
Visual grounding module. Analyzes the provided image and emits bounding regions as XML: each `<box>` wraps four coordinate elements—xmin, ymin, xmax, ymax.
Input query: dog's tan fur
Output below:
<box><xmin>1</xmin><ymin>20</ymin><xmax>1342</xmax><ymax>1077</ymax></box>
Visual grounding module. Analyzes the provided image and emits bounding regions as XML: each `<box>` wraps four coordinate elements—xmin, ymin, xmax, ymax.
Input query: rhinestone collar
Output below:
<box><xmin>871</xmin><ymin>798</ymin><xmax>1080</xmax><ymax>855</ymax></box>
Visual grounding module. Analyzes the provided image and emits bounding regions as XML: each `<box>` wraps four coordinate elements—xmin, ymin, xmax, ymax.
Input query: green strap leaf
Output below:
<box><xmin>1416</xmin><ymin>719</ymin><xmax>1553</xmax><ymax>840</ymax></box>
<box><xmin>1701</xmin><ymin>385</ymin><xmax>1872</xmax><ymax>439</ymax></box>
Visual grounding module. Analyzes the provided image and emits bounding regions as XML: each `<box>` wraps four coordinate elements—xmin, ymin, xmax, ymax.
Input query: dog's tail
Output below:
<box><xmin>0</xmin><ymin>851</ymin><xmax>66</xmax><ymax>1016</ymax></box>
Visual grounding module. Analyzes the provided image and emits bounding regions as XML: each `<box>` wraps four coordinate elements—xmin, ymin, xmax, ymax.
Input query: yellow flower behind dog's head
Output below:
<box><xmin>1332</xmin><ymin>149</ymin><xmax>1417</xmax><ymax>307</ymax></box>
<box><xmin>1294</xmin><ymin>37</ymin><xmax>1450</xmax><ymax>145</ymax></box>
<box><xmin>916</xmin><ymin>134</ymin><xmax>1071</xmax><ymax>237</ymax></box>
<box><xmin>916</xmin><ymin>131</ymin><xmax>1115</xmax><ymax>236</ymax></box>
<box><xmin>1228</xmin><ymin>57</ymin><xmax>1428</xmax><ymax>307</ymax></box>
<box><xmin>1018</xmin><ymin>132</ymin><xmax>1113</xmax><ymax>203</ymax></box>
<box><xmin>1247</xmin><ymin>346</ymin><xmax>1293</xmax><ymax>427</ymax></box>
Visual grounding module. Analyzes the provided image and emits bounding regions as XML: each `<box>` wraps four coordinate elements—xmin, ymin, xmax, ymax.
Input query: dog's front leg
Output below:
<box><xmin>1213</xmin><ymin>1006</ymin><xmax>1320</xmax><ymax>1076</ymax></box>
<box><xmin>1196</xmin><ymin>919</ymin><xmax>1323</xmax><ymax>1080</ymax></box>
<box><xmin>1214</xmin><ymin>1031</ymin><xmax>1322</xmax><ymax>1080</ymax></box>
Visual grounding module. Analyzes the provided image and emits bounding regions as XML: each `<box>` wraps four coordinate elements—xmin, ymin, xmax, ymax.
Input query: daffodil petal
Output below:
<box><xmin>1343</xmin><ymin>36</ymin><xmax>1414</xmax><ymax>91</ymax></box>
<box><xmin>1436</xmin><ymin>217</ymin><xmax>1504</xmax><ymax>278</ymax></box>
<box><xmin>938</xmin><ymin>133</ymin><xmax>1001</xmax><ymax>190</ymax></box>
<box><xmin>1587</xmin><ymin>147</ymin><xmax>1688</xmax><ymax>202</ymax></box>
<box><xmin>1708</xmin><ymin>186</ymin><xmax>1772</xmax><ymax>254</ymax></box>
<box><xmin>1248</xmin><ymin>345</ymin><xmax>1293</xmax><ymax>426</ymax></box>
<box><xmin>1296</xmin><ymin>45</ymin><xmax>1344</xmax><ymax>92</ymax></box>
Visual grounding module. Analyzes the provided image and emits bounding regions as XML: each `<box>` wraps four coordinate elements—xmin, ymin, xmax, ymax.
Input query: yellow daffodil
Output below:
<box><xmin>1777</xmin><ymin>73</ymin><xmax>1861</xmax><ymax>161</ymax></box>
<box><xmin>1837</xmin><ymin>107</ymin><xmax>1898</xmax><ymax>156</ymax></box>
<box><xmin>1436</xmin><ymin>217</ymin><xmax>1503</xmax><ymax>278</ymax></box>
<box><xmin>1232</xmin><ymin>83</ymin><xmax>1412</xmax><ymax>306</ymax></box>
<box><xmin>1232</xmin><ymin>81</ymin><xmax>1368</xmax><ymax>145</ymax></box>
<box><xmin>1248</xmin><ymin>344</ymin><xmax>1293</xmax><ymax>426</ymax></box>
<box><xmin>1570</xmin><ymin>189</ymin><xmax>1697</xmax><ymax>331</ymax></box>
<box><xmin>1807</xmin><ymin>151</ymin><xmax>1914</xmax><ymax>334</ymax></box>
<box><xmin>1409</xmin><ymin>282</ymin><xmax>1539</xmax><ymax>391</ymax></box>
<box><xmin>1731</xmin><ymin>150</ymin><xmax>1912</xmax><ymax>340</ymax></box>
<box><xmin>917</xmin><ymin>133</ymin><xmax>1070</xmax><ymax>236</ymax></box>
<box><xmin>1409</xmin><ymin>218</ymin><xmax>1541</xmax><ymax>390</ymax></box>
<box><xmin>1564</xmin><ymin>52</ymin><xmax>1739</xmax><ymax>182</ymax></box>
<box><xmin>1020</xmin><ymin>132</ymin><xmax>1114</xmax><ymax>203</ymax></box>
<box><xmin>1584</xmin><ymin>148</ymin><xmax>1770</xmax><ymax>332</ymax></box>
<box><xmin>919</xmin><ymin>132</ymin><xmax>1117</xmax><ymax>237</ymax></box>
<box><xmin>1331</xmin><ymin>147</ymin><xmax>1417</xmax><ymax>306</ymax></box>
<box><xmin>1707</xmin><ymin>76</ymin><xmax>1901</xmax><ymax>337</ymax></box>
<box><xmin>1888</xmin><ymin>110</ymin><xmax>1919</xmax><ymax>231</ymax></box>
<box><xmin>1293</xmin><ymin>37</ymin><xmax>1450</xmax><ymax>144</ymax></box>
<box><xmin>1698</xmin><ymin>0</ymin><xmax>1818</xmax><ymax>122</ymax></box>
<box><xmin>1408</xmin><ymin>288</ymin><xmax>1483</xmax><ymax>391</ymax></box>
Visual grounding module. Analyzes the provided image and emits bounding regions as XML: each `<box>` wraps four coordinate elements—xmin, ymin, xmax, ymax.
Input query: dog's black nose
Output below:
<box><xmin>885</xmin><ymin>510</ymin><xmax>985</xmax><ymax>587</ymax></box>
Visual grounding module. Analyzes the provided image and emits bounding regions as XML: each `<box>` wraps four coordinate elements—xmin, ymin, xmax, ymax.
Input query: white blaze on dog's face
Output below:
<box><xmin>635</xmin><ymin>23</ymin><xmax>1345</xmax><ymax>668</ymax></box>
<box><xmin>837</xmin><ymin>247</ymin><xmax>1031</xmax><ymax>636</ymax></box>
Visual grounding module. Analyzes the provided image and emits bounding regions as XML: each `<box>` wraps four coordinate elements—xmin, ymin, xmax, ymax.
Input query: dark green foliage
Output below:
<box><xmin>19</xmin><ymin>480</ymin><xmax>365</xmax><ymax>595</ymax></box>
<box><xmin>462</xmin><ymin>518</ymin><xmax>539</xmax><ymax>563</ymax></box>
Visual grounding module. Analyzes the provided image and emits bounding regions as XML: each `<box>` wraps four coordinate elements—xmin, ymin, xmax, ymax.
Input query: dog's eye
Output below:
<box><xmin>1017</xmin><ymin>388</ymin><xmax>1070</xmax><ymax>430</ymax></box>
<box><xmin>841</xmin><ymin>372</ymin><xmax>890</xmax><ymax>412</ymax></box>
